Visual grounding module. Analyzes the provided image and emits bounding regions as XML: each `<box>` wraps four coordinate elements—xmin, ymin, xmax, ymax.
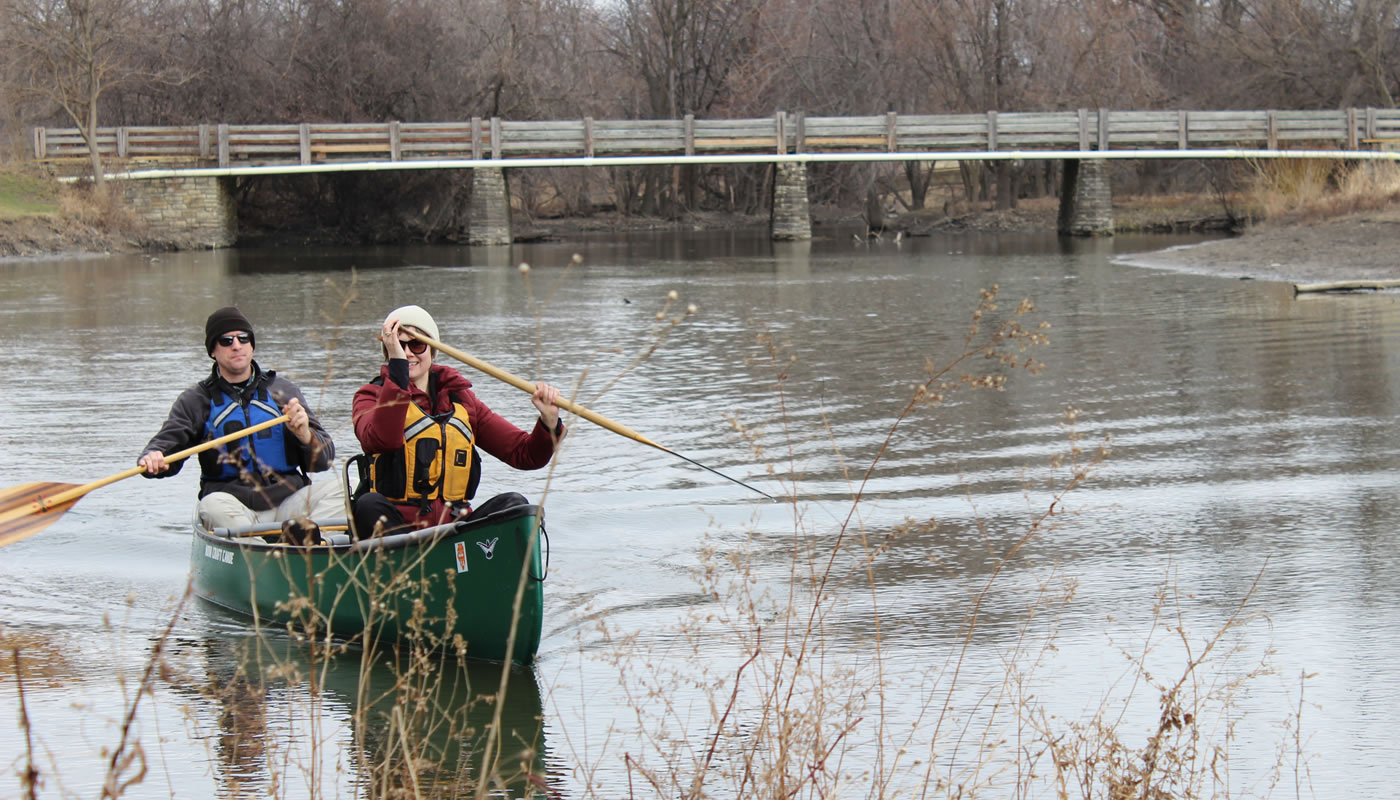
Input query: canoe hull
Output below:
<box><xmin>189</xmin><ymin>505</ymin><xmax>545</xmax><ymax>665</ymax></box>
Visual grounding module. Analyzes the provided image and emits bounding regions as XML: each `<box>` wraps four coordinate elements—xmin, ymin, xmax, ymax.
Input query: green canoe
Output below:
<box><xmin>189</xmin><ymin>504</ymin><xmax>547</xmax><ymax>666</ymax></box>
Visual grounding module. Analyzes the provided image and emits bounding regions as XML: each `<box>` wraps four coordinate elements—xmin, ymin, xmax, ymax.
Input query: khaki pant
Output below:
<box><xmin>195</xmin><ymin>478</ymin><xmax>347</xmax><ymax>531</ymax></box>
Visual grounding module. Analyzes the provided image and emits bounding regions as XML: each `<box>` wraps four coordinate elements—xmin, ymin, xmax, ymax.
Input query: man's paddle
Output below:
<box><xmin>0</xmin><ymin>414</ymin><xmax>291</xmax><ymax>548</ymax></box>
<box><xmin>409</xmin><ymin>332</ymin><xmax>772</xmax><ymax>500</ymax></box>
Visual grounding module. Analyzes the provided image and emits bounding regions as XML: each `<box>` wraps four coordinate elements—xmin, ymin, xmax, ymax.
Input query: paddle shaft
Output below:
<box><xmin>413</xmin><ymin>333</ymin><xmax>666</xmax><ymax>451</ymax></box>
<box><xmin>410</xmin><ymin>333</ymin><xmax>773</xmax><ymax>500</ymax></box>
<box><xmin>2</xmin><ymin>414</ymin><xmax>291</xmax><ymax>520</ymax></box>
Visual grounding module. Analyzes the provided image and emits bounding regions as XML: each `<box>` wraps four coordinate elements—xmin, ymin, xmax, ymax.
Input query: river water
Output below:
<box><xmin>1</xmin><ymin>227</ymin><xmax>1397</xmax><ymax>798</ymax></box>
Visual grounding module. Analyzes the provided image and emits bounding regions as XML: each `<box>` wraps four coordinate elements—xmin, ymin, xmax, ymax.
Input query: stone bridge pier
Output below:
<box><xmin>1057</xmin><ymin>159</ymin><xmax>1114</xmax><ymax>236</ymax></box>
<box><xmin>770</xmin><ymin>162</ymin><xmax>813</xmax><ymax>241</ymax></box>
<box><xmin>120</xmin><ymin>175</ymin><xmax>237</xmax><ymax>248</ymax></box>
<box><xmin>468</xmin><ymin>168</ymin><xmax>513</xmax><ymax>246</ymax></box>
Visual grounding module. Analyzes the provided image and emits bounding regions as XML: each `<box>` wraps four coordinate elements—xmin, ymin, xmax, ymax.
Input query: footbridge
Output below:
<box><xmin>34</xmin><ymin>108</ymin><xmax>1400</xmax><ymax>246</ymax></box>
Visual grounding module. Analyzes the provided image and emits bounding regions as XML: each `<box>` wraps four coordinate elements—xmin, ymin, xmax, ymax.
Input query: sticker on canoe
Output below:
<box><xmin>203</xmin><ymin>544</ymin><xmax>234</xmax><ymax>565</ymax></box>
<box><xmin>477</xmin><ymin>537</ymin><xmax>498</xmax><ymax>560</ymax></box>
<box><xmin>454</xmin><ymin>541</ymin><xmax>469</xmax><ymax>573</ymax></box>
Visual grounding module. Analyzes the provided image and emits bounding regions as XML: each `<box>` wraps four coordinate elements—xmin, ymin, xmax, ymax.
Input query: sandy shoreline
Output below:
<box><xmin>1114</xmin><ymin>206</ymin><xmax>1400</xmax><ymax>285</ymax></box>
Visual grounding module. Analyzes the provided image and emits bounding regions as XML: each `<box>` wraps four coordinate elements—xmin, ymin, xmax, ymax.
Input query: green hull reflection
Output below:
<box><xmin>180</xmin><ymin>629</ymin><xmax>550</xmax><ymax>798</ymax></box>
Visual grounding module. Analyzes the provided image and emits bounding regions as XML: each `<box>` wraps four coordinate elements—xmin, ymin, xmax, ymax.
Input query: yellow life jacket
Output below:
<box><xmin>370</xmin><ymin>400</ymin><xmax>478</xmax><ymax>505</ymax></box>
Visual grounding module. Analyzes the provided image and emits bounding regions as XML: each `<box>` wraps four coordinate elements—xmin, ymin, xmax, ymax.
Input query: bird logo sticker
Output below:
<box><xmin>477</xmin><ymin>537</ymin><xmax>499</xmax><ymax>560</ymax></box>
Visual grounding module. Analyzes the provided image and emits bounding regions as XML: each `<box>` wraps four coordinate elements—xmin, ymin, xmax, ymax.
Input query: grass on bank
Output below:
<box><xmin>0</xmin><ymin>168</ymin><xmax>60</xmax><ymax>219</ymax></box>
<box><xmin>0</xmin><ymin>165</ymin><xmax>145</xmax><ymax>226</ymax></box>
<box><xmin>0</xmin><ymin>168</ymin><xmax>145</xmax><ymax>256</ymax></box>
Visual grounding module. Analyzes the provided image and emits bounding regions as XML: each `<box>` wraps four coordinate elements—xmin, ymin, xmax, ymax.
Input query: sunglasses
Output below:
<box><xmin>398</xmin><ymin>338</ymin><xmax>430</xmax><ymax>355</ymax></box>
<box><xmin>216</xmin><ymin>333</ymin><xmax>251</xmax><ymax>347</ymax></box>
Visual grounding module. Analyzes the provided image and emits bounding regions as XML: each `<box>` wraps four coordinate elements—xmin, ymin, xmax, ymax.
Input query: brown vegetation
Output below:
<box><xmin>1249</xmin><ymin>157</ymin><xmax>1400</xmax><ymax>222</ymax></box>
<box><xmin>0</xmin><ymin>179</ymin><xmax>150</xmax><ymax>258</ymax></box>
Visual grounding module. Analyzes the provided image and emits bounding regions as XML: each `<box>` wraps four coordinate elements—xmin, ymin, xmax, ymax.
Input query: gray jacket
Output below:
<box><xmin>139</xmin><ymin>361</ymin><xmax>335</xmax><ymax>510</ymax></box>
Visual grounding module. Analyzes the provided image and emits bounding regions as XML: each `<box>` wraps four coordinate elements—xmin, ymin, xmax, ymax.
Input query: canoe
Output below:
<box><xmin>189</xmin><ymin>504</ymin><xmax>546</xmax><ymax>666</ymax></box>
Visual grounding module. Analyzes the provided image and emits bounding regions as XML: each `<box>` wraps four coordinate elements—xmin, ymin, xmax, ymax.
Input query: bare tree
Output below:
<box><xmin>1206</xmin><ymin>0</ymin><xmax>1400</xmax><ymax>109</ymax></box>
<box><xmin>4</xmin><ymin>0</ymin><xmax>186</xmax><ymax>182</ymax></box>
<box><xmin>599</xmin><ymin>0</ymin><xmax>766</xmax><ymax>215</ymax></box>
<box><xmin>602</xmin><ymin>0</ymin><xmax>763</xmax><ymax>118</ymax></box>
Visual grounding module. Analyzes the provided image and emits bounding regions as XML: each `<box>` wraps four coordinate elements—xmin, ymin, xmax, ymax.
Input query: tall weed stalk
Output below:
<box><xmin>585</xmin><ymin>286</ymin><xmax>1299</xmax><ymax>799</ymax></box>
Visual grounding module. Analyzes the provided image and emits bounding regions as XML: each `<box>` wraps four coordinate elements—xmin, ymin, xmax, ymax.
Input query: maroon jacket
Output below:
<box><xmin>352</xmin><ymin>361</ymin><xmax>559</xmax><ymax>527</ymax></box>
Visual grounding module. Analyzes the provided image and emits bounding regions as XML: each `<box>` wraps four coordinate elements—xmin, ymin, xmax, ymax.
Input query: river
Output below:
<box><xmin>1</xmin><ymin>227</ymin><xmax>1397</xmax><ymax>798</ymax></box>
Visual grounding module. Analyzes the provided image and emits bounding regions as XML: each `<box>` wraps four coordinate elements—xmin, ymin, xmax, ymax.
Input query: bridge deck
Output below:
<box><xmin>35</xmin><ymin>109</ymin><xmax>1400</xmax><ymax>176</ymax></box>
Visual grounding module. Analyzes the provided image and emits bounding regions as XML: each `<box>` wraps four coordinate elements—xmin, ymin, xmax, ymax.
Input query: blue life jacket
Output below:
<box><xmin>199</xmin><ymin>383</ymin><xmax>298</xmax><ymax>485</ymax></box>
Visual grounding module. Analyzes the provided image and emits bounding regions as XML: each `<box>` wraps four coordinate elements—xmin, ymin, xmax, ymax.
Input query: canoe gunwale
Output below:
<box><xmin>196</xmin><ymin>504</ymin><xmax>544</xmax><ymax>563</ymax></box>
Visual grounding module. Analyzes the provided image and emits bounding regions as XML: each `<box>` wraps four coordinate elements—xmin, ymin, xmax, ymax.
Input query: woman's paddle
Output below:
<box><xmin>410</xmin><ymin>332</ymin><xmax>772</xmax><ymax>500</ymax></box>
<box><xmin>0</xmin><ymin>414</ymin><xmax>291</xmax><ymax>548</ymax></box>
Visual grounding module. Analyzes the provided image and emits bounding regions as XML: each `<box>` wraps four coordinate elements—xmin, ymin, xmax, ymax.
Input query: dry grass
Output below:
<box><xmin>1247</xmin><ymin>158</ymin><xmax>1400</xmax><ymax>221</ymax></box>
<box><xmin>1113</xmin><ymin>191</ymin><xmax>1260</xmax><ymax>231</ymax></box>
<box><xmin>56</xmin><ymin>181</ymin><xmax>144</xmax><ymax>234</ymax></box>
<box><xmin>0</xmin><ymin>169</ymin><xmax>148</xmax><ymax>256</ymax></box>
<box><xmin>0</xmin><ymin>166</ymin><xmax>146</xmax><ymax>234</ymax></box>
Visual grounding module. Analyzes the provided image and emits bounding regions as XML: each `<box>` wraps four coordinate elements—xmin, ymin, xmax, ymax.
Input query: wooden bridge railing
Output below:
<box><xmin>33</xmin><ymin>109</ymin><xmax>1400</xmax><ymax>167</ymax></box>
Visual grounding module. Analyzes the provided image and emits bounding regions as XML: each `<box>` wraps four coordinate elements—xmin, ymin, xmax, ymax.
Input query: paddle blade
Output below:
<box><xmin>0</xmin><ymin>482</ymin><xmax>83</xmax><ymax>548</ymax></box>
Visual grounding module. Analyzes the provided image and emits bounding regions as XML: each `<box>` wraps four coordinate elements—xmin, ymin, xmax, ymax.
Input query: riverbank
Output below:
<box><xmin>1115</xmin><ymin>203</ymin><xmax>1400</xmax><ymax>284</ymax></box>
<box><xmin>5</xmin><ymin>187</ymin><xmax>1399</xmax><ymax>286</ymax></box>
<box><xmin>0</xmin><ymin>215</ymin><xmax>138</xmax><ymax>259</ymax></box>
<box><xmin>0</xmin><ymin>195</ymin><xmax>1232</xmax><ymax>259</ymax></box>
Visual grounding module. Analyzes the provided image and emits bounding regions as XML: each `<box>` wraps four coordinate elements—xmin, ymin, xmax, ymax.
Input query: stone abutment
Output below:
<box><xmin>120</xmin><ymin>175</ymin><xmax>237</xmax><ymax>248</ymax></box>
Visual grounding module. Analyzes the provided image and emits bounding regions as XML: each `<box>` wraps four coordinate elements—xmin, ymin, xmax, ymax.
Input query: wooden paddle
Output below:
<box><xmin>410</xmin><ymin>332</ymin><xmax>773</xmax><ymax>499</ymax></box>
<box><xmin>0</xmin><ymin>414</ymin><xmax>291</xmax><ymax>548</ymax></box>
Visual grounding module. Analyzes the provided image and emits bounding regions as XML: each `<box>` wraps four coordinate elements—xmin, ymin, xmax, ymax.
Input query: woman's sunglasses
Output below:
<box><xmin>216</xmin><ymin>333</ymin><xmax>252</xmax><ymax>347</ymax></box>
<box><xmin>398</xmin><ymin>339</ymin><xmax>430</xmax><ymax>355</ymax></box>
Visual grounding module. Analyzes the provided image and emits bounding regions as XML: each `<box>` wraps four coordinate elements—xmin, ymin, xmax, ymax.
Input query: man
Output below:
<box><xmin>138</xmin><ymin>306</ymin><xmax>343</xmax><ymax>536</ymax></box>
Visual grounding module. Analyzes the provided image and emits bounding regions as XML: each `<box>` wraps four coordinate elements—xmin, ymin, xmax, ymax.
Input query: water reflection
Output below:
<box><xmin>169</xmin><ymin>624</ymin><xmax>547</xmax><ymax>798</ymax></box>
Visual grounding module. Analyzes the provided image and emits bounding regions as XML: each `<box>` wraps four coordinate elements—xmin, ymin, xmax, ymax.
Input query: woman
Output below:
<box><xmin>351</xmin><ymin>305</ymin><xmax>565</xmax><ymax>537</ymax></box>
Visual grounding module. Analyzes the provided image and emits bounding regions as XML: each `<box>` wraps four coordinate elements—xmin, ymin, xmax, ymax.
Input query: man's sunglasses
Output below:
<box><xmin>216</xmin><ymin>333</ymin><xmax>252</xmax><ymax>347</ymax></box>
<box><xmin>398</xmin><ymin>339</ymin><xmax>430</xmax><ymax>355</ymax></box>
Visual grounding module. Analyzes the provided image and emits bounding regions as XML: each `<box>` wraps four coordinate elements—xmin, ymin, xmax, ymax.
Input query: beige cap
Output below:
<box><xmin>384</xmin><ymin>305</ymin><xmax>439</xmax><ymax>342</ymax></box>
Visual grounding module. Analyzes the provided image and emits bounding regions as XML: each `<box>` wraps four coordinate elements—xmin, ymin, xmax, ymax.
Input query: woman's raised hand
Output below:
<box><xmin>380</xmin><ymin>318</ymin><xmax>406</xmax><ymax>359</ymax></box>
